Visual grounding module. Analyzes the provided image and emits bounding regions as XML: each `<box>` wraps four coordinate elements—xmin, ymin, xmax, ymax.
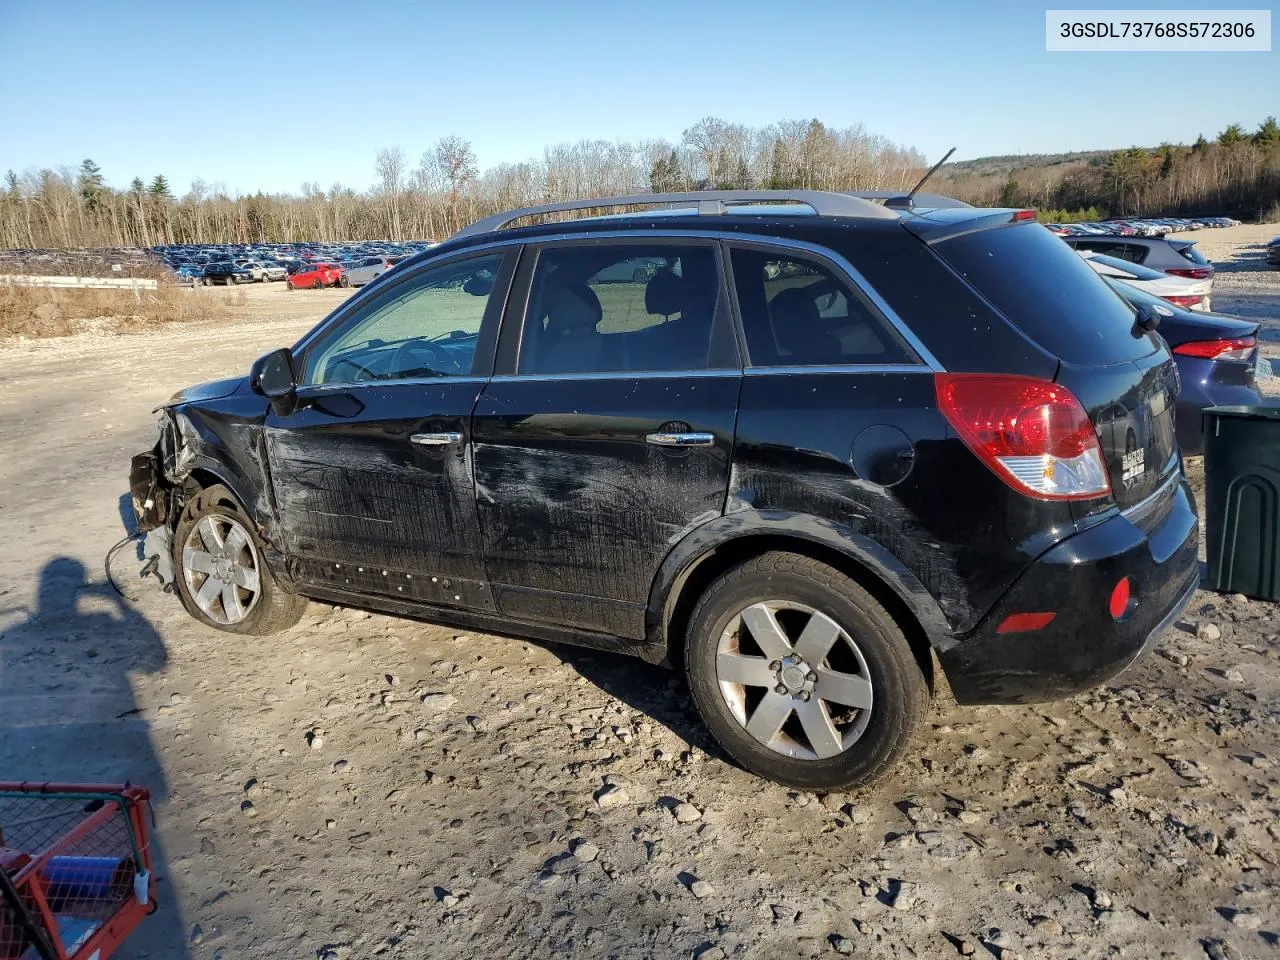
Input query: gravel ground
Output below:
<box><xmin>1</xmin><ymin>228</ymin><xmax>1278</xmax><ymax>960</ymax></box>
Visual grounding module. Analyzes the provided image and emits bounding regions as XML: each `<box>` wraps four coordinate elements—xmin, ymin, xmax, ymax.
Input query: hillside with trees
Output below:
<box><xmin>938</xmin><ymin>117</ymin><xmax>1280</xmax><ymax>223</ymax></box>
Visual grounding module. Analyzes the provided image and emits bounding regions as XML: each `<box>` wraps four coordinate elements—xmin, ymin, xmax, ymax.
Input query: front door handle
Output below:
<box><xmin>645</xmin><ymin>431</ymin><xmax>715</xmax><ymax>447</ymax></box>
<box><xmin>410</xmin><ymin>432</ymin><xmax>462</xmax><ymax>446</ymax></box>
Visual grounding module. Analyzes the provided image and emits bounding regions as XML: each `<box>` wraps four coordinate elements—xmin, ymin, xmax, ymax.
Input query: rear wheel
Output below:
<box><xmin>172</xmin><ymin>484</ymin><xmax>307</xmax><ymax>636</ymax></box>
<box><xmin>338</xmin><ymin>275</ymin><xmax>350</xmax><ymax>288</ymax></box>
<box><xmin>286</xmin><ymin>280</ymin><xmax>295</xmax><ymax>290</ymax></box>
<box><xmin>684</xmin><ymin>552</ymin><xmax>929</xmax><ymax>789</ymax></box>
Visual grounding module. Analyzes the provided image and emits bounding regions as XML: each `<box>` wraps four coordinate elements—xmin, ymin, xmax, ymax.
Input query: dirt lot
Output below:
<box><xmin>1</xmin><ymin>228</ymin><xmax>1278</xmax><ymax>960</ymax></box>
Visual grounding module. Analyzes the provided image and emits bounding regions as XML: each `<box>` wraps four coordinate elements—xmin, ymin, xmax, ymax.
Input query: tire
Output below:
<box><xmin>338</xmin><ymin>275</ymin><xmax>350</xmax><ymax>288</ymax></box>
<box><xmin>683</xmin><ymin>551</ymin><xmax>929</xmax><ymax>790</ymax></box>
<box><xmin>286</xmin><ymin>280</ymin><xmax>295</xmax><ymax>291</ymax></box>
<box><xmin>172</xmin><ymin>484</ymin><xmax>307</xmax><ymax>636</ymax></box>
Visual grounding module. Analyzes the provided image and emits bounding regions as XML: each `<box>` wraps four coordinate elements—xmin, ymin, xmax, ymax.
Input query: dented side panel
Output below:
<box><xmin>472</xmin><ymin>374</ymin><xmax>740</xmax><ymax>634</ymax></box>
<box><xmin>732</xmin><ymin>370</ymin><xmax>1080</xmax><ymax>635</ymax></box>
<box><xmin>264</xmin><ymin>381</ymin><xmax>490</xmax><ymax>596</ymax></box>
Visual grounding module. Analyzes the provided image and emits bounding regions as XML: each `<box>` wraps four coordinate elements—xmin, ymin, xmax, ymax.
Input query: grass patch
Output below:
<box><xmin>0</xmin><ymin>284</ymin><xmax>241</xmax><ymax>340</ymax></box>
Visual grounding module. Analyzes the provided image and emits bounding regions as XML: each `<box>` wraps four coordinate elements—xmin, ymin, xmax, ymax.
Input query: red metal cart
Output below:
<box><xmin>0</xmin><ymin>783</ymin><xmax>155</xmax><ymax>960</ymax></box>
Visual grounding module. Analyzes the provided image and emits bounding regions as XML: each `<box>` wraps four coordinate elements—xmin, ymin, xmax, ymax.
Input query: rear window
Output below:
<box><xmin>1083</xmin><ymin>253</ymin><xmax>1169</xmax><ymax>281</ymax></box>
<box><xmin>1173</xmin><ymin>243</ymin><xmax>1209</xmax><ymax>265</ymax></box>
<box><xmin>937</xmin><ymin>223</ymin><xmax>1157</xmax><ymax>364</ymax></box>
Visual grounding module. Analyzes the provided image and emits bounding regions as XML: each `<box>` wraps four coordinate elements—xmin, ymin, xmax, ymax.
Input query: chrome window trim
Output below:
<box><xmin>291</xmin><ymin>228</ymin><xmax>945</xmax><ymax>374</ymax></box>
<box><xmin>488</xmin><ymin>369</ymin><xmax>739</xmax><ymax>383</ymax></box>
<box><xmin>294</xmin><ymin>375</ymin><xmax>490</xmax><ymax>396</ymax></box>
<box><xmin>744</xmin><ymin>364</ymin><xmax>933</xmax><ymax>376</ymax></box>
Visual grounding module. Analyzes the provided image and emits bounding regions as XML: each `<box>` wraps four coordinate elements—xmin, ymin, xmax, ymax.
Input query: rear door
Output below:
<box><xmin>935</xmin><ymin>221</ymin><xmax>1179</xmax><ymax>511</ymax></box>
<box><xmin>471</xmin><ymin>237</ymin><xmax>741</xmax><ymax>638</ymax></box>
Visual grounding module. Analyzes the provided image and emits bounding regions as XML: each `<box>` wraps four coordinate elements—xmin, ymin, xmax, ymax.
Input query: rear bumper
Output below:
<box><xmin>939</xmin><ymin>476</ymin><xmax>1200</xmax><ymax>705</ymax></box>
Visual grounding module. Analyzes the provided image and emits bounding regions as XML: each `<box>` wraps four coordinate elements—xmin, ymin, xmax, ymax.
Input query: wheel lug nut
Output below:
<box><xmin>806</xmin><ymin>671</ymin><xmax>818</xmax><ymax>683</ymax></box>
<box><xmin>769</xmin><ymin>660</ymin><xmax>781</xmax><ymax>672</ymax></box>
<box><xmin>798</xmin><ymin>691</ymin><xmax>811</xmax><ymax>702</ymax></box>
<box><xmin>774</xmin><ymin>684</ymin><xmax>787</xmax><ymax>695</ymax></box>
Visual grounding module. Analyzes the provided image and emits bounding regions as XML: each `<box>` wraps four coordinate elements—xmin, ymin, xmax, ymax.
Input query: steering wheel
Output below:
<box><xmin>390</xmin><ymin>338</ymin><xmax>465</xmax><ymax>378</ymax></box>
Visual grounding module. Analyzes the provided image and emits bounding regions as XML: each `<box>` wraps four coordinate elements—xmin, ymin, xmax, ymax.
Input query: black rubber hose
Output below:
<box><xmin>105</xmin><ymin>531</ymin><xmax>144</xmax><ymax>598</ymax></box>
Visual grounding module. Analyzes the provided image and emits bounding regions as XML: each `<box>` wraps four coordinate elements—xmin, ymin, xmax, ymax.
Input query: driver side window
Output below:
<box><xmin>302</xmin><ymin>254</ymin><xmax>503</xmax><ymax>386</ymax></box>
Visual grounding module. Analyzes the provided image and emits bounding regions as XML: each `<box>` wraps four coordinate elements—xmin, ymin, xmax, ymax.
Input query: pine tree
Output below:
<box><xmin>998</xmin><ymin>177</ymin><xmax>1019</xmax><ymax>207</ymax></box>
<box><xmin>4</xmin><ymin>169</ymin><xmax>18</xmax><ymax>199</ymax></box>
<box><xmin>129</xmin><ymin>177</ymin><xmax>145</xmax><ymax>198</ymax></box>
<box><xmin>1217</xmin><ymin>124</ymin><xmax>1247</xmax><ymax>145</ymax></box>
<box><xmin>148</xmin><ymin>174</ymin><xmax>173</xmax><ymax>202</ymax></box>
<box><xmin>79</xmin><ymin>159</ymin><xmax>106</xmax><ymax>211</ymax></box>
<box><xmin>1254</xmin><ymin>116</ymin><xmax>1280</xmax><ymax>146</ymax></box>
<box><xmin>767</xmin><ymin>138</ymin><xmax>787</xmax><ymax>189</ymax></box>
<box><xmin>1192</xmin><ymin>134</ymin><xmax>1208</xmax><ymax>152</ymax></box>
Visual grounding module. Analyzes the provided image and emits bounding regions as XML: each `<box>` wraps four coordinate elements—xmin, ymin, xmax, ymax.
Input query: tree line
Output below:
<box><xmin>0</xmin><ymin>118</ymin><xmax>927</xmax><ymax>249</ymax></box>
<box><xmin>943</xmin><ymin>117</ymin><xmax>1280</xmax><ymax>222</ymax></box>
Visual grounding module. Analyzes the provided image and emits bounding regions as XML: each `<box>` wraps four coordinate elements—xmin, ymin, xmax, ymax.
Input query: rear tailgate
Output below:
<box><xmin>924</xmin><ymin>218</ymin><xmax>1181</xmax><ymax>511</ymax></box>
<box><xmin>1055</xmin><ymin>353</ymin><xmax>1180</xmax><ymax>510</ymax></box>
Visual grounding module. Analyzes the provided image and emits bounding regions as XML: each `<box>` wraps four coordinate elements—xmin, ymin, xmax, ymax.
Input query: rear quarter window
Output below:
<box><xmin>937</xmin><ymin>223</ymin><xmax>1158</xmax><ymax>365</ymax></box>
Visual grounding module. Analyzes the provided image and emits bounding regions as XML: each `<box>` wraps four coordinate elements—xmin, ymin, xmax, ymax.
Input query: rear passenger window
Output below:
<box><xmin>519</xmin><ymin>244</ymin><xmax>723</xmax><ymax>374</ymax></box>
<box><xmin>730</xmin><ymin>248</ymin><xmax>911</xmax><ymax>366</ymax></box>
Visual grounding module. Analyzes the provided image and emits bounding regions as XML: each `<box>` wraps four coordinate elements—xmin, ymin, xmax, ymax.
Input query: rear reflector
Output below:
<box><xmin>1165</xmin><ymin>267</ymin><xmax>1213</xmax><ymax>280</ymax></box>
<box><xmin>1173</xmin><ymin>336</ymin><xmax>1256</xmax><ymax>360</ymax></box>
<box><xmin>1109</xmin><ymin>577</ymin><xmax>1131</xmax><ymax>620</ymax></box>
<box><xmin>935</xmin><ymin>374</ymin><xmax>1112</xmax><ymax>501</ymax></box>
<box><xmin>1163</xmin><ymin>294</ymin><xmax>1204</xmax><ymax>309</ymax></box>
<box><xmin>997</xmin><ymin>612</ymin><xmax>1057</xmax><ymax>634</ymax></box>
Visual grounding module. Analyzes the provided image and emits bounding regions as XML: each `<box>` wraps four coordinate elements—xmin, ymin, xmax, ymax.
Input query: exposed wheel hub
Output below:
<box><xmin>776</xmin><ymin>655</ymin><xmax>816</xmax><ymax>696</ymax></box>
<box><xmin>211</xmin><ymin>555</ymin><xmax>234</xmax><ymax>583</ymax></box>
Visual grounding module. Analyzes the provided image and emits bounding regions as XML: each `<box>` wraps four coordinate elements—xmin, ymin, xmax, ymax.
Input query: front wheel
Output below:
<box><xmin>338</xmin><ymin>275</ymin><xmax>350</xmax><ymax>288</ymax></box>
<box><xmin>172</xmin><ymin>484</ymin><xmax>307</xmax><ymax>635</ymax></box>
<box><xmin>684</xmin><ymin>552</ymin><xmax>929</xmax><ymax>790</ymax></box>
<box><xmin>286</xmin><ymin>280</ymin><xmax>295</xmax><ymax>290</ymax></box>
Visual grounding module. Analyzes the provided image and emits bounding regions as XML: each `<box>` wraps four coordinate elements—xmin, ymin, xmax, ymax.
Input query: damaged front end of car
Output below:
<box><xmin>129</xmin><ymin>406</ymin><xmax>199</xmax><ymax>589</ymax></box>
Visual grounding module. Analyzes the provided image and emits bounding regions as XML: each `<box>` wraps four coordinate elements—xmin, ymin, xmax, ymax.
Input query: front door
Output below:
<box><xmin>472</xmin><ymin>239</ymin><xmax>741</xmax><ymax>638</ymax></box>
<box><xmin>266</xmin><ymin>250</ymin><xmax>513</xmax><ymax>611</ymax></box>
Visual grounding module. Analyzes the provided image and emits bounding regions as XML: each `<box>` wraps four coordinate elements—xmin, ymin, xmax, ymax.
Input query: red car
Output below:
<box><xmin>287</xmin><ymin>263</ymin><xmax>346</xmax><ymax>290</ymax></box>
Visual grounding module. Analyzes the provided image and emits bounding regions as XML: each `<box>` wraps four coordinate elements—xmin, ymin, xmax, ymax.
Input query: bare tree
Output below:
<box><xmin>375</xmin><ymin>147</ymin><xmax>407</xmax><ymax>241</ymax></box>
<box><xmin>434</xmin><ymin>136</ymin><xmax>477</xmax><ymax>234</ymax></box>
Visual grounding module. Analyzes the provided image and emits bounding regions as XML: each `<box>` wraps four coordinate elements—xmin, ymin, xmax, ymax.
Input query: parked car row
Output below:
<box><xmin>1047</xmin><ymin>215</ymin><xmax>1239</xmax><ymax>238</ymax></box>
<box><xmin>157</xmin><ymin>240</ymin><xmax>434</xmax><ymax>287</ymax></box>
<box><xmin>131</xmin><ymin>189</ymin><xmax>1268</xmax><ymax>789</ymax></box>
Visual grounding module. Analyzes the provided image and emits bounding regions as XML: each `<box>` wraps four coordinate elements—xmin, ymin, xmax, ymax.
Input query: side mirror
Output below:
<box><xmin>251</xmin><ymin>348</ymin><xmax>297</xmax><ymax>402</ymax></box>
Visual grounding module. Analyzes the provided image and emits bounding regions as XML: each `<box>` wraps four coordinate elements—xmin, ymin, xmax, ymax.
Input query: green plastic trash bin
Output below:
<box><xmin>1204</xmin><ymin>403</ymin><xmax>1280</xmax><ymax>601</ymax></box>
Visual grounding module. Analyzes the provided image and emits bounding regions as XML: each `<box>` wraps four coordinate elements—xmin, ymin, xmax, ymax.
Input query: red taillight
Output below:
<box><xmin>1011</xmin><ymin>209</ymin><xmax>1037</xmax><ymax>222</ymax></box>
<box><xmin>1163</xmin><ymin>294</ymin><xmax>1203</xmax><ymax>309</ymax></box>
<box><xmin>997</xmin><ymin>612</ymin><xmax>1057</xmax><ymax>634</ymax></box>
<box><xmin>1109</xmin><ymin>577</ymin><xmax>1131</xmax><ymax>620</ymax></box>
<box><xmin>1173</xmin><ymin>336</ymin><xmax>1256</xmax><ymax>360</ymax></box>
<box><xmin>1165</xmin><ymin>267</ymin><xmax>1212</xmax><ymax>280</ymax></box>
<box><xmin>935</xmin><ymin>374</ymin><xmax>1112</xmax><ymax>501</ymax></box>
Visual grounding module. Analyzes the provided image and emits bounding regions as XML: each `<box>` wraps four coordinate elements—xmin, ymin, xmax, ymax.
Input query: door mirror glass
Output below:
<box><xmin>252</xmin><ymin>348</ymin><xmax>296</xmax><ymax>399</ymax></box>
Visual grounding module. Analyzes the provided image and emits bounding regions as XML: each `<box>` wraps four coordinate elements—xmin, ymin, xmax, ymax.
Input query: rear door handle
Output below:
<box><xmin>410</xmin><ymin>432</ymin><xmax>462</xmax><ymax>446</ymax></box>
<box><xmin>645</xmin><ymin>431</ymin><xmax>715</xmax><ymax>447</ymax></box>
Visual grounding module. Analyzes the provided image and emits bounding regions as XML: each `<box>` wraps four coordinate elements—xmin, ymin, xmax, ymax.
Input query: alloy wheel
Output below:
<box><xmin>716</xmin><ymin>601</ymin><xmax>873</xmax><ymax>760</ymax></box>
<box><xmin>182</xmin><ymin>514</ymin><xmax>262</xmax><ymax>625</ymax></box>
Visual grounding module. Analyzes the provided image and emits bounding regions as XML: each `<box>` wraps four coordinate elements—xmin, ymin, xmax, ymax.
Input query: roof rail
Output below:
<box><xmin>450</xmin><ymin>189</ymin><xmax>899</xmax><ymax>239</ymax></box>
<box><xmin>850</xmin><ymin>190</ymin><xmax>972</xmax><ymax>210</ymax></box>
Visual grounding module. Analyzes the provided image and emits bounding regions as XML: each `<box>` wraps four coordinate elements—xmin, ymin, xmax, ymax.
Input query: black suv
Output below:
<box><xmin>202</xmin><ymin>261</ymin><xmax>253</xmax><ymax>285</ymax></box>
<box><xmin>130</xmin><ymin>190</ymin><xmax>1199</xmax><ymax>789</ymax></box>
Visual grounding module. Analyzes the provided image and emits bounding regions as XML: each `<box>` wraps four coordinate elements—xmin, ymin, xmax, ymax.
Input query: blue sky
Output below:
<box><xmin>1</xmin><ymin>0</ymin><xmax>1273</xmax><ymax>195</ymax></box>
